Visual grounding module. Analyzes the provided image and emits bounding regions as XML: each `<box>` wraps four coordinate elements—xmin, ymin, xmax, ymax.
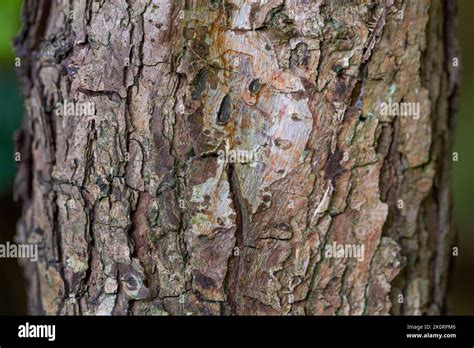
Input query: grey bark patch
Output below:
<box><xmin>264</xmin><ymin>5</ymin><xmax>295</xmax><ymax>41</ymax></box>
<box><xmin>290</xmin><ymin>42</ymin><xmax>309</xmax><ymax>68</ymax></box>
<box><xmin>209</xmin><ymin>0</ymin><xmax>223</xmax><ymax>11</ymax></box>
<box><xmin>193</xmin><ymin>270</ymin><xmax>217</xmax><ymax>290</ymax></box>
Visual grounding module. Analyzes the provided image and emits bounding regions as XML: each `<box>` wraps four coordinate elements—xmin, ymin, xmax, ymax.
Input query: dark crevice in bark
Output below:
<box><xmin>304</xmin><ymin>217</ymin><xmax>332</xmax><ymax>312</ymax></box>
<box><xmin>52</xmin><ymin>191</ymin><xmax>68</xmax><ymax>315</ymax></box>
<box><xmin>78</xmin><ymin>87</ymin><xmax>124</xmax><ymax>102</ymax></box>
<box><xmin>13</xmin><ymin>120</ymin><xmax>33</xmax><ymax>203</ymax></box>
<box><xmin>33</xmin><ymin>267</ymin><xmax>44</xmax><ymax>315</ymax></box>
<box><xmin>224</xmin><ymin>163</ymin><xmax>244</xmax><ymax>315</ymax></box>
<box><xmin>30</xmin><ymin>0</ymin><xmax>52</xmax><ymax>51</ymax></box>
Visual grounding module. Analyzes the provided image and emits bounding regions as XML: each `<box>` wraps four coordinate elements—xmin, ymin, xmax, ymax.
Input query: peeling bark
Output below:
<box><xmin>14</xmin><ymin>0</ymin><xmax>457</xmax><ymax>315</ymax></box>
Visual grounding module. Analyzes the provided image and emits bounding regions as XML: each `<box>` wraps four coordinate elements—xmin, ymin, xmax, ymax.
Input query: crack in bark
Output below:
<box><xmin>224</xmin><ymin>163</ymin><xmax>245</xmax><ymax>315</ymax></box>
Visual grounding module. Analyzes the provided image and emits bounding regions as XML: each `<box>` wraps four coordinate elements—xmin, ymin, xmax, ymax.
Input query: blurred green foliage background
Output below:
<box><xmin>450</xmin><ymin>0</ymin><xmax>474</xmax><ymax>315</ymax></box>
<box><xmin>0</xmin><ymin>0</ymin><xmax>24</xmax><ymax>314</ymax></box>
<box><xmin>0</xmin><ymin>0</ymin><xmax>472</xmax><ymax>314</ymax></box>
<box><xmin>0</xmin><ymin>0</ymin><xmax>22</xmax><ymax>193</ymax></box>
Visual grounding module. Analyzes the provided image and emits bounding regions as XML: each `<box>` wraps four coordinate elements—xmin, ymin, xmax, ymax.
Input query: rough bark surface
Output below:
<box><xmin>14</xmin><ymin>0</ymin><xmax>457</xmax><ymax>315</ymax></box>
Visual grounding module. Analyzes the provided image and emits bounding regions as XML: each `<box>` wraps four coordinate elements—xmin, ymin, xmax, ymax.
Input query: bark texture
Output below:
<box><xmin>14</xmin><ymin>0</ymin><xmax>457</xmax><ymax>315</ymax></box>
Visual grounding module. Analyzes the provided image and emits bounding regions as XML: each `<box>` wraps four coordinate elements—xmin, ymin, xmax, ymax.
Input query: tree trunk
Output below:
<box><xmin>14</xmin><ymin>0</ymin><xmax>457</xmax><ymax>315</ymax></box>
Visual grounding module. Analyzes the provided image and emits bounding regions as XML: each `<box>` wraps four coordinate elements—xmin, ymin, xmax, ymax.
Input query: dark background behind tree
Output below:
<box><xmin>0</xmin><ymin>0</ymin><xmax>472</xmax><ymax>314</ymax></box>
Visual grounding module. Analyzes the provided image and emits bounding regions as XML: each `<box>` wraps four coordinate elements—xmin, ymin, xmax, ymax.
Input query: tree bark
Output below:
<box><xmin>14</xmin><ymin>0</ymin><xmax>457</xmax><ymax>315</ymax></box>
